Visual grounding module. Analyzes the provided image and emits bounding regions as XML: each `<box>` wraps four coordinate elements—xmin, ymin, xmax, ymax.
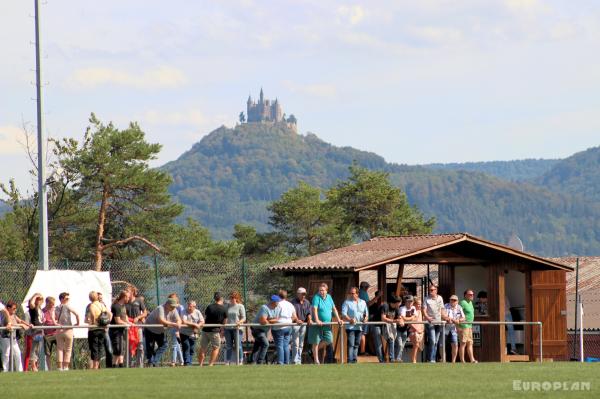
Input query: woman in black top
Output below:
<box><xmin>25</xmin><ymin>293</ymin><xmax>44</xmax><ymax>371</ymax></box>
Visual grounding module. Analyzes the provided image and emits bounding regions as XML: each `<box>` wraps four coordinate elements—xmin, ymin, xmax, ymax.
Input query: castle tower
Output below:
<box><xmin>245</xmin><ymin>88</ymin><xmax>295</xmax><ymax>127</ymax></box>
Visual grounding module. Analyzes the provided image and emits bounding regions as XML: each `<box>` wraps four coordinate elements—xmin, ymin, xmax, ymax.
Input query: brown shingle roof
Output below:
<box><xmin>270</xmin><ymin>233</ymin><xmax>572</xmax><ymax>272</ymax></box>
<box><xmin>555</xmin><ymin>257</ymin><xmax>600</xmax><ymax>330</ymax></box>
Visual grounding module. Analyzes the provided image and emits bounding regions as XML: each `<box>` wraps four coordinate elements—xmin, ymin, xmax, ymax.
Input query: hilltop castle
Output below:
<box><xmin>242</xmin><ymin>89</ymin><xmax>297</xmax><ymax>132</ymax></box>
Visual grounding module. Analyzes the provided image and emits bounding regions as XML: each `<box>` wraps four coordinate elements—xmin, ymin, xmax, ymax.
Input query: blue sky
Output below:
<box><xmin>2</xmin><ymin>0</ymin><xmax>600</xmax><ymax>193</ymax></box>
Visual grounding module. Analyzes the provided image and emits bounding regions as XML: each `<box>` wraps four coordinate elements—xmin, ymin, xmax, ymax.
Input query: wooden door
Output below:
<box><xmin>530</xmin><ymin>270</ymin><xmax>567</xmax><ymax>360</ymax></box>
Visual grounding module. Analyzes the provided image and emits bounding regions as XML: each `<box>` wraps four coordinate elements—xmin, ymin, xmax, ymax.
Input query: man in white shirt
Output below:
<box><xmin>443</xmin><ymin>295</ymin><xmax>465</xmax><ymax>363</ymax></box>
<box><xmin>272</xmin><ymin>290</ymin><xmax>297</xmax><ymax>364</ymax></box>
<box><xmin>423</xmin><ymin>284</ymin><xmax>445</xmax><ymax>363</ymax></box>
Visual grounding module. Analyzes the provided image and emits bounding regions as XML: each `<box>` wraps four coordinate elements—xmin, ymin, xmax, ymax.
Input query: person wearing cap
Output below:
<box><xmin>291</xmin><ymin>287</ymin><xmax>312</xmax><ymax>364</ymax></box>
<box><xmin>144</xmin><ymin>297</ymin><xmax>180</xmax><ymax>367</ymax></box>
<box><xmin>250</xmin><ymin>295</ymin><xmax>281</xmax><ymax>364</ymax></box>
<box><xmin>380</xmin><ymin>295</ymin><xmax>402</xmax><ymax>362</ymax></box>
<box><xmin>309</xmin><ymin>283</ymin><xmax>343</xmax><ymax>364</ymax></box>
<box><xmin>199</xmin><ymin>292</ymin><xmax>228</xmax><ymax>367</ymax></box>
<box><xmin>341</xmin><ymin>287</ymin><xmax>368</xmax><ymax>363</ymax></box>
<box><xmin>424</xmin><ymin>284</ymin><xmax>445</xmax><ymax>363</ymax></box>
<box><xmin>443</xmin><ymin>294</ymin><xmax>465</xmax><ymax>363</ymax></box>
<box><xmin>397</xmin><ymin>295</ymin><xmax>417</xmax><ymax>362</ymax></box>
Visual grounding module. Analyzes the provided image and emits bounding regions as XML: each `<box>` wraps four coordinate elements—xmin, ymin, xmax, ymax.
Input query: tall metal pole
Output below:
<box><xmin>573</xmin><ymin>258</ymin><xmax>579</xmax><ymax>359</ymax></box>
<box><xmin>153</xmin><ymin>253</ymin><xmax>160</xmax><ymax>306</ymax></box>
<box><xmin>34</xmin><ymin>0</ymin><xmax>49</xmax><ymax>270</ymax></box>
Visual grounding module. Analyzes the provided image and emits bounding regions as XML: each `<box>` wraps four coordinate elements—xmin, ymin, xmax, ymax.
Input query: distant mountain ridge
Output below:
<box><xmin>163</xmin><ymin>123</ymin><xmax>600</xmax><ymax>256</ymax></box>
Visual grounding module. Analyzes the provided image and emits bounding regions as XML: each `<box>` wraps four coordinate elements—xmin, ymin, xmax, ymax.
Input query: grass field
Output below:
<box><xmin>0</xmin><ymin>363</ymin><xmax>598</xmax><ymax>398</ymax></box>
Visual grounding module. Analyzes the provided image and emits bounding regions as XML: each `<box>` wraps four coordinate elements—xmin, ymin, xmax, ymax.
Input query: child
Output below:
<box><xmin>409</xmin><ymin>298</ymin><xmax>424</xmax><ymax>363</ymax></box>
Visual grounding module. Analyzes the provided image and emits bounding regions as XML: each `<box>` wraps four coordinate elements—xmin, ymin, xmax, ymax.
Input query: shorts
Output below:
<box><xmin>308</xmin><ymin>325</ymin><xmax>333</xmax><ymax>345</ymax></box>
<box><xmin>109</xmin><ymin>328</ymin><xmax>125</xmax><ymax>356</ymax></box>
<box><xmin>44</xmin><ymin>334</ymin><xmax>57</xmax><ymax>356</ymax></box>
<box><xmin>410</xmin><ymin>331</ymin><xmax>424</xmax><ymax>350</ymax></box>
<box><xmin>200</xmin><ymin>331</ymin><xmax>221</xmax><ymax>351</ymax></box>
<box><xmin>459</xmin><ymin>328</ymin><xmax>473</xmax><ymax>344</ymax></box>
<box><xmin>88</xmin><ymin>329</ymin><xmax>105</xmax><ymax>361</ymax></box>
<box><xmin>361</xmin><ymin>324</ymin><xmax>369</xmax><ymax>335</ymax></box>
<box><xmin>446</xmin><ymin>329</ymin><xmax>458</xmax><ymax>344</ymax></box>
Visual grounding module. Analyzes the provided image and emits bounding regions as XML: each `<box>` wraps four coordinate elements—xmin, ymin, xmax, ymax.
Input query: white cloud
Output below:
<box><xmin>0</xmin><ymin>125</ymin><xmax>25</xmax><ymax>155</ymax></box>
<box><xmin>504</xmin><ymin>0</ymin><xmax>548</xmax><ymax>15</ymax></box>
<box><xmin>140</xmin><ymin>109</ymin><xmax>207</xmax><ymax>127</ymax></box>
<box><xmin>66</xmin><ymin>66</ymin><xmax>187</xmax><ymax>90</ymax></box>
<box><xmin>283</xmin><ymin>80</ymin><xmax>338</xmax><ymax>99</ymax></box>
<box><xmin>407</xmin><ymin>25</ymin><xmax>465</xmax><ymax>46</ymax></box>
<box><xmin>337</xmin><ymin>5</ymin><xmax>365</xmax><ymax>26</ymax></box>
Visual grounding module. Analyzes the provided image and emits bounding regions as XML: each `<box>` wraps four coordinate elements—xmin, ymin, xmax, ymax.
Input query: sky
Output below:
<box><xmin>2</xmin><ymin>0</ymin><xmax>600</xmax><ymax>194</ymax></box>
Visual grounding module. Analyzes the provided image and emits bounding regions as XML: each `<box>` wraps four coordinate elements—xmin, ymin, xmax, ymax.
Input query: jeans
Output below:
<box><xmin>394</xmin><ymin>329</ymin><xmax>408</xmax><ymax>361</ymax></box>
<box><xmin>144</xmin><ymin>329</ymin><xmax>168</xmax><ymax>366</ymax></box>
<box><xmin>346</xmin><ymin>329</ymin><xmax>361</xmax><ymax>363</ymax></box>
<box><xmin>425</xmin><ymin>324</ymin><xmax>442</xmax><ymax>362</ymax></box>
<box><xmin>1</xmin><ymin>336</ymin><xmax>23</xmax><ymax>372</ymax></box>
<box><xmin>371</xmin><ymin>326</ymin><xmax>384</xmax><ymax>363</ymax></box>
<box><xmin>169</xmin><ymin>328</ymin><xmax>183</xmax><ymax>364</ymax></box>
<box><xmin>180</xmin><ymin>334</ymin><xmax>196</xmax><ymax>366</ymax></box>
<box><xmin>224</xmin><ymin>329</ymin><xmax>243</xmax><ymax>364</ymax></box>
<box><xmin>272</xmin><ymin>327</ymin><xmax>291</xmax><ymax>364</ymax></box>
<box><xmin>506</xmin><ymin>313</ymin><xmax>517</xmax><ymax>351</ymax></box>
<box><xmin>291</xmin><ymin>325</ymin><xmax>307</xmax><ymax>364</ymax></box>
<box><xmin>251</xmin><ymin>328</ymin><xmax>269</xmax><ymax>364</ymax></box>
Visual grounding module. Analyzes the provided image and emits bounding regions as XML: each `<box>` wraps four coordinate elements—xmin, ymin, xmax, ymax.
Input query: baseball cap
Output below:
<box><xmin>166</xmin><ymin>298</ymin><xmax>178</xmax><ymax>306</ymax></box>
<box><xmin>450</xmin><ymin>295</ymin><xmax>459</xmax><ymax>301</ymax></box>
<box><xmin>297</xmin><ymin>287</ymin><xmax>307</xmax><ymax>294</ymax></box>
<box><xmin>404</xmin><ymin>295</ymin><xmax>414</xmax><ymax>302</ymax></box>
<box><xmin>270</xmin><ymin>295</ymin><xmax>282</xmax><ymax>302</ymax></box>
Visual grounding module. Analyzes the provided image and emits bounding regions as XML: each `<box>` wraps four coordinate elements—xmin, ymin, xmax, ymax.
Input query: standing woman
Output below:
<box><xmin>24</xmin><ymin>293</ymin><xmax>44</xmax><ymax>371</ymax></box>
<box><xmin>0</xmin><ymin>301</ymin><xmax>31</xmax><ymax>372</ymax></box>
<box><xmin>225</xmin><ymin>291</ymin><xmax>246</xmax><ymax>365</ymax></box>
<box><xmin>42</xmin><ymin>296</ymin><xmax>59</xmax><ymax>370</ymax></box>
<box><xmin>86</xmin><ymin>291</ymin><xmax>111</xmax><ymax>369</ymax></box>
<box><xmin>55</xmin><ymin>292</ymin><xmax>80</xmax><ymax>371</ymax></box>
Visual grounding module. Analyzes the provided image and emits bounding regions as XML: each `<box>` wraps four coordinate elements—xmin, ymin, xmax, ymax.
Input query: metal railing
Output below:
<box><xmin>0</xmin><ymin>320</ymin><xmax>543</xmax><ymax>371</ymax></box>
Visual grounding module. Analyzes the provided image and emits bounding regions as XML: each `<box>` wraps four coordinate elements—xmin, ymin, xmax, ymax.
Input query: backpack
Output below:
<box><xmin>96</xmin><ymin>303</ymin><xmax>110</xmax><ymax>327</ymax></box>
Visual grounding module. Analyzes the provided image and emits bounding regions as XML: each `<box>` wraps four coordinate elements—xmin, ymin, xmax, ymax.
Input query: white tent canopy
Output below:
<box><xmin>21</xmin><ymin>270</ymin><xmax>112</xmax><ymax>339</ymax></box>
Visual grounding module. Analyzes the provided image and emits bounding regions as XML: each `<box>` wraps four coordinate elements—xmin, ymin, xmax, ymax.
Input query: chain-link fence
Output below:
<box><xmin>0</xmin><ymin>256</ymin><xmax>292</xmax><ymax>369</ymax></box>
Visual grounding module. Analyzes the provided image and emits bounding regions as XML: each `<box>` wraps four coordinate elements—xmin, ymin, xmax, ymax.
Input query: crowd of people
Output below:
<box><xmin>0</xmin><ymin>282</ymin><xmax>486</xmax><ymax>371</ymax></box>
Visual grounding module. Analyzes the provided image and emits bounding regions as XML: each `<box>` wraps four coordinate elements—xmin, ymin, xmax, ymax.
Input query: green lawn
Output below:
<box><xmin>0</xmin><ymin>363</ymin><xmax>597</xmax><ymax>398</ymax></box>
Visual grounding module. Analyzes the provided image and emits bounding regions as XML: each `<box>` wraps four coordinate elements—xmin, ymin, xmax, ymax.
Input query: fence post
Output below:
<box><xmin>9</xmin><ymin>328</ymin><xmax>15</xmax><ymax>372</ymax></box>
<box><xmin>125</xmin><ymin>326</ymin><xmax>130</xmax><ymax>368</ymax></box>
<box><xmin>153</xmin><ymin>254</ymin><xmax>160</xmax><ymax>306</ymax></box>
<box><xmin>441</xmin><ymin>322</ymin><xmax>446</xmax><ymax>363</ymax></box>
<box><xmin>538</xmin><ymin>322</ymin><xmax>543</xmax><ymax>363</ymax></box>
<box><xmin>242</xmin><ymin>258</ymin><xmax>248</xmax><ymax>310</ymax></box>
<box><xmin>340</xmin><ymin>325</ymin><xmax>345</xmax><ymax>365</ymax></box>
<box><xmin>236</xmin><ymin>325</ymin><xmax>241</xmax><ymax>365</ymax></box>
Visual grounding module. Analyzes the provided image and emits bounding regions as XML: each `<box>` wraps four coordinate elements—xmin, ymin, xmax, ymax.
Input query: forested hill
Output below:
<box><xmin>162</xmin><ymin>123</ymin><xmax>600</xmax><ymax>256</ymax></box>
<box><xmin>423</xmin><ymin>159</ymin><xmax>559</xmax><ymax>182</ymax></box>
<box><xmin>534</xmin><ymin>146</ymin><xmax>600</xmax><ymax>202</ymax></box>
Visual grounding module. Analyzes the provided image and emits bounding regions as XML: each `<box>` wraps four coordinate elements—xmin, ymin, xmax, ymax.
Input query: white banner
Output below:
<box><xmin>21</xmin><ymin>270</ymin><xmax>112</xmax><ymax>339</ymax></box>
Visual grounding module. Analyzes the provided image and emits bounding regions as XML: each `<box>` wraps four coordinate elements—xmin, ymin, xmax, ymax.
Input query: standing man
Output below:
<box><xmin>251</xmin><ymin>295</ymin><xmax>281</xmax><ymax>364</ymax></box>
<box><xmin>180</xmin><ymin>301</ymin><xmax>204</xmax><ymax>366</ymax></box>
<box><xmin>309</xmin><ymin>283</ymin><xmax>343</xmax><ymax>364</ymax></box>
<box><xmin>368</xmin><ymin>291</ymin><xmax>385</xmax><ymax>363</ymax></box>
<box><xmin>443</xmin><ymin>294</ymin><xmax>465</xmax><ymax>363</ymax></box>
<box><xmin>198</xmin><ymin>292</ymin><xmax>227</xmax><ymax>367</ymax></box>
<box><xmin>144</xmin><ymin>298</ymin><xmax>180</xmax><ymax>367</ymax></box>
<box><xmin>110</xmin><ymin>290</ymin><xmax>132</xmax><ymax>368</ymax></box>
<box><xmin>505</xmin><ymin>296</ymin><xmax>517</xmax><ymax>355</ymax></box>
<box><xmin>272</xmin><ymin>290</ymin><xmax>297</xmax><ymax>365</ymax></box>
<box><xmin>358</xmin><ymin>281</ymin><xmax>370</xmax><ymax>355</ymax></box>
<box><xmin>341</xmin><ymin>287</ymin><xmax>368</xmax><ymax>363</ymax></box>
<box><xmin>380</xmin><ymin>295</ymin><xmax>402</xmax><ymax>362</ymax></box>
<box><xmin>423</xmin><ymin>284</ymin><xmax>445</xmax><ymax>363</ymax></box>
<box><xmin>291</xmin><ymin>287</ymin><xmax>312</xmax><ymax>364</ymax></box>
<box><xmin>125</xmin><ymin>288</ymin><xmax>147</xmax><ymax>367</ymax></box>
<box><xmin>459</xmin><ymin>289</ymin><xmax>477</xmax><ymax>363</ymax></box>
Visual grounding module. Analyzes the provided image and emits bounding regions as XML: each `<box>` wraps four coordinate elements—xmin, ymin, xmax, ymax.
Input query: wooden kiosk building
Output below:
<box><xmin>270</xmin><ymin>233</ymin><xmax>572</xmax><ymax>362</ymax></box>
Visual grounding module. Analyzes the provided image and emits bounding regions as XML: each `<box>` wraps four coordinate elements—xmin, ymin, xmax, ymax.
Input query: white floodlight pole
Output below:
<box><xmin>579</xmin><ymin>298</ymin><xmax>584</xmax><ymax>363</ymax></box>
<box><xmin>34</xmin><ymin>0</ymin><xmax>49</xmax><ymax>270</ymax></box>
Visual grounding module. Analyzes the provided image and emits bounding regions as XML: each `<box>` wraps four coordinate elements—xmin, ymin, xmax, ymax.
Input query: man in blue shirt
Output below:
<box><xmin>342</xmin><ymin>287</ymin><xmax>368</xmax><ymax>363</ymax></box>
<box><xmin>250</xmin><ymin>295</ymin><xmax>281</xmax><ymax>364</ymax></box>
<box><xmin>309</xmin><ymin>283</ymin><xmax>342</xmax><ymax>364</ymax></box>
